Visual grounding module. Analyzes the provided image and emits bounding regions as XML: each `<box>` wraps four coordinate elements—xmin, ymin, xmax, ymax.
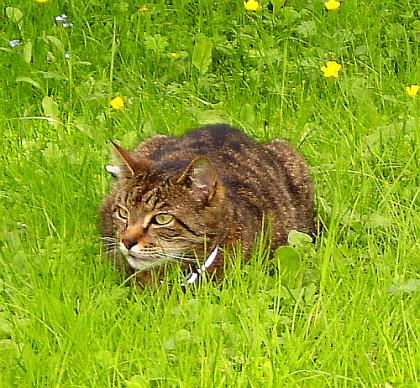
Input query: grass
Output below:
<box><xmin>0</xmin><ymin>0</ymin><xmax>419</xmax><ymax>386</ymax></box>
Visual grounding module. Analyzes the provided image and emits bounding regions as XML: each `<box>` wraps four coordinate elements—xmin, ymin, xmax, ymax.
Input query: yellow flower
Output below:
<box><xmin>321</xmin><ymin>61</ymin><xmax>342</xmax><ymax>78</ymax></box>
<box><xmin>110</xmin><ymin>96</ymin><xmax>124</xmax><ymax>109</ymax></box>
<box><xmin>35</xmin><ymin>0</ymin><xmax>48</xmax><ymax>3</ymax></box>
<box><xmin>244</xmin><ymin>0</ymin><xmax>262</xmax><ymax>11</ymax></box>
<box><xmin>405</xmin><ymin>84</ymin><xmax>419</xmax><ymax>97</ymax></box>
<box><xmin>325</xmin><ymin>0</ymin><xmax>341</xmax><ymax>10</ymax></box>
<box><xmin>139</xmin><ymin>5</ymin><xmax>149</xmax><ymax>12</ymax></box>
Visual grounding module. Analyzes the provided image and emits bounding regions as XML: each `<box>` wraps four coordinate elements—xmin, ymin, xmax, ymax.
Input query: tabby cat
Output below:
<box><xmin>100</xmin><ymin>124</ymin><xmax>315</xmax><ymax>286</ymax></box>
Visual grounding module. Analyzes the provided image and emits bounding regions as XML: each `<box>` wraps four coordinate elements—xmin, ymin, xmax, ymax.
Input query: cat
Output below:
<box><xmin>100</xmin><ymin>124</ymin><xmax>315</xmax><ymax>286</ymax></box>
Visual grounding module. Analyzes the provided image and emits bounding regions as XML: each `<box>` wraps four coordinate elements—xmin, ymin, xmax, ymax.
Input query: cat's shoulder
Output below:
<box><xmin>137</xmin><ymin>125</ymin><xmax>249</xmax><ymax>147</ymax></box>
<box><xmin>134</xmin><ymin>125</ymin><xmax>257</xmax><ymax>160</ymax></box>
<box><xmin>181</xmin><ymin>124</ymin><xmax>257</xmax><ymax>150</ymax></box>
<box><xmin>134</xmin><ymin>134</ymin><xmax>174</xmax><ymax>156</ymax></box>
<box><xmin>185</xmin><ymin>124</ymin><xmax>249</xmax><ymax>140</ymax></box>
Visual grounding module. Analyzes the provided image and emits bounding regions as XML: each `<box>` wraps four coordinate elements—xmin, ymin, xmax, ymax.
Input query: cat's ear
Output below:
<box><xmin>177</xmin><ymin>157</ymin><xmax>221</xmax><ymax>201</ymax></box>
<box><xmin>111</xmin><ymin>141</ymin><xmax>151</xmax><ymax>175</ymax></box>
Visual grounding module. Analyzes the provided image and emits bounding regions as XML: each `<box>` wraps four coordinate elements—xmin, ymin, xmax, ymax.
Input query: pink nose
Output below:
<box><xmin>122</xmin><ymin>238</ymin><xmax>137</xmax><ymax>250</ymax></box>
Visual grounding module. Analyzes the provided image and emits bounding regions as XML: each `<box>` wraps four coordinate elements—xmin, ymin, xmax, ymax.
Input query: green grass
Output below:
<box><xmin>1</xmin><ymin>0</ymin><xmax>419</xmax><ymax>386</ymax></box>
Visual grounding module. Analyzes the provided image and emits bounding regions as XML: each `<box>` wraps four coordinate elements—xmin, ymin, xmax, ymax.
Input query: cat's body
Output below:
<box><xmin>100</xmin><ymin>124</ymin><xmax>315</xmax><ymax>285</ymax></box>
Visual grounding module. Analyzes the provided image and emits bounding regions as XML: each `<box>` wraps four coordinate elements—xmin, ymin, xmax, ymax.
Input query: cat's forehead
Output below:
<box><xmin>117</xmin><ymin>174</ymin><xmax>180</xmax><ymax>212</ymax></box>
<box><xmin>127</xmin><ymin>185</ymin><xmax>160</xmax><ymax>210</ymax></box>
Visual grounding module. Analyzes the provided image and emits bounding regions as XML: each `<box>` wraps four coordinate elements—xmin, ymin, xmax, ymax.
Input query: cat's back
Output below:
<box><xmin>138</xmin><ymin>123</ymin><xmax>312</xmax><ymax>221</ymax></box>
<box><xmin>136</xmin><ymin>124</ymin><xmax>302</xmax><ymax>199</ymax></box>
<box><xmin>136</xmin><ymin>124</ymin><xmax>258</xmax><ymax>163</ymax></box>
<box><xmin>136</xmin><ymin>124</ymin><xmax>283</xmax><ymax>181</ymax></box>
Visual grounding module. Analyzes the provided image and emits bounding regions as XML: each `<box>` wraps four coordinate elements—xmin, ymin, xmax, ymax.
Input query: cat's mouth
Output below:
<box><xmin>119</xmin><ymin>243</ymin><xmax>164</xmax><ymax>271</ymax></box>
<box><xmin>119</xmin><ymin>241</ymin><xmax>193</xmax><ymax>272</ymax></box>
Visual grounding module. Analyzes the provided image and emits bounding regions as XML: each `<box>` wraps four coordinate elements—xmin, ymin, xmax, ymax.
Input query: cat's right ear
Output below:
<box><xmin>110</xmin><ymin>141</ymin><xmax>151</xmax><ymax>176</ymax></box>
<box><xmin>177</xmin><ymin>156</ymin><xmax>223</xmax><ymax>203</ymax></box>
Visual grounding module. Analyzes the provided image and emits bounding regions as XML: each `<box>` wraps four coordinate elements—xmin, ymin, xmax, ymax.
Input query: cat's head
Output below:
<box><xmin>104</xmin><ymin>142</ymin><xmax>226</xmax><ymax>272</ymax></box>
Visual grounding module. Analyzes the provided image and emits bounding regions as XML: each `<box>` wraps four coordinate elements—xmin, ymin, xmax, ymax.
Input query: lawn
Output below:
<box><xmin>0</xmin><ymin>0</ymin><xmax>419</xmax><ymax>386</ymax></box>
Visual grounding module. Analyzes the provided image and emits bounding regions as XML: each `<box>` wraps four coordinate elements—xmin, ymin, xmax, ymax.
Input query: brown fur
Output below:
<box><xmin>100</xmin><ymin>124</ymin><xmax>315</xmax><ymax>286</ymax></box>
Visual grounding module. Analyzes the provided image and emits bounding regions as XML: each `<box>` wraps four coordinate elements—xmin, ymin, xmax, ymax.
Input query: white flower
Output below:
<box><xmin>55</xmin><ymin>14</ymin><xmax>67</xmax><ymax>22</ymax></box>
<box><xmin>54</xmin><ymin>14</ymin><xmax>73</xmax><ymax>28</ymax></box>
<box><xmin>9</xmin><ymin>39</ymin><xmax>22</xmax><ymax>48</ymax></box>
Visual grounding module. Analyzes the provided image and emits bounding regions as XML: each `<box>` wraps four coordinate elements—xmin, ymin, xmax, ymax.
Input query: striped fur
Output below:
<box><xmin>100</xmin><ymin>124</ymin><xmax>315</xmax><ymax>286</ymax></box>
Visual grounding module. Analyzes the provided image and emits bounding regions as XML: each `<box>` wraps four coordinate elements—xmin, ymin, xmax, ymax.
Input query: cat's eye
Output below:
<box><xmin>153</xmin><ymin>213</ymin><xmax>174</xmax><ymax>225</ymax></box>
<box><xmin>115</xmin><ymin>206</ymin><xmax>130</xmax><ymax>221</ymax></box>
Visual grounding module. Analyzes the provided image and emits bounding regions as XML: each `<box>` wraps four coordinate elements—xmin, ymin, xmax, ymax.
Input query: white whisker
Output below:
<box><xmin>100</xmin><ymin>235</ymin><xmax>205</xmax><ymax>270</ymax></box>
<box><xmin>100</xmin><ymin>236</ymin><xmax>117</xmax><ymax>242</ymax></box>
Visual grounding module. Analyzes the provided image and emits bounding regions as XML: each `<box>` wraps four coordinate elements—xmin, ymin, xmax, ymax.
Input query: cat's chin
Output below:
<box><xmin>125</xmin><ymin>254</ymin><xmax>163</xmax><ymax>272</ymax></box>
<box><xmin>118</xmin><ymin>242</ymin><xmax>163</xmax><ymax>271</ymax></box>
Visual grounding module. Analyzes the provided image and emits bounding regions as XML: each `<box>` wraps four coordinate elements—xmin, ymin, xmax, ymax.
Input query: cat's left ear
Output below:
<box><xmin>177</xmin><ymin>157</ymin><xmax>222</xmax><ymax>202</ymax></box>
<box><xmin>111</xmin><ymin>141</ymin><xmax>151</xmax><ymax>176</ymax></box>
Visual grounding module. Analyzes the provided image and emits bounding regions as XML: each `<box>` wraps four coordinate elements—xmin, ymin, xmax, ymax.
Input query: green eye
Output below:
<box><xmin>116</xmin><ymin>206</ymin><xmax>130</xmax><ymax>220</ymax></box>
<box><xmin>154</xmin><ymin>213</ymin><xmax>174</xmax><ymax>225</ymax></box>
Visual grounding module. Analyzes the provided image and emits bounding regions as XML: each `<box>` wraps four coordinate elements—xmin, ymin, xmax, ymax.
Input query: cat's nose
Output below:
<box><xmin>122</xmin><ymin>238</ymin><xmax>137</xmax><ymax>250</ymax></box>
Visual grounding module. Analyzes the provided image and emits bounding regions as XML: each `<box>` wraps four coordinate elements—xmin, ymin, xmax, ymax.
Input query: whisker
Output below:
<box><xmin>102</xmin><ymin>241</ymin><xmax>118</xmax><ymax>246</ymax></box>
<box><xmin>100</xmin><ymin>236</ymin><xmax>117</xmax><ymax>242</ymax></box>
<box><xmin>103</xmin><ymin>243</ymin><xmax>118</xmax><ymax>249</ymax></box>
<box><xmin>160</xmin><ymin>252</ymin><xmax>199</xmax><ymax>263</ymax></box>
<box><xmin>100</xmin><ymin>238</ymin><xmax>205</xmax><ymax>266</ymax></box>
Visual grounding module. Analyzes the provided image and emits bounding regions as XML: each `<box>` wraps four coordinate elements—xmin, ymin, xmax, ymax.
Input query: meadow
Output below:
<box><xmin>0</xmin><ymin>0</ymin><xmax>419</xmax><ymax>386</ymax></box>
